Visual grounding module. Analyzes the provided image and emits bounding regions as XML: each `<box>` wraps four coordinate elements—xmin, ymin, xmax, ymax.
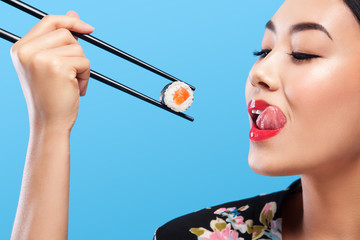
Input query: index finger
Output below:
<box><xmin>20</xmin><ymin>14</ymin><xmax>94</xmax><ymax>44</ymax></box>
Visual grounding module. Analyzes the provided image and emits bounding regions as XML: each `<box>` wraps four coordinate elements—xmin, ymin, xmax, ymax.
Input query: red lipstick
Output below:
<box><xmin>248</xmin><ymin>99</ymin><xmax>286</xmax><ymax>141</ymax></box>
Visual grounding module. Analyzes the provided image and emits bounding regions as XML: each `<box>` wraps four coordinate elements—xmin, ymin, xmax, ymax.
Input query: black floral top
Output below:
<box><xmin>154</xmin><ymin>179</ymin><xmax>301</xmax><ymax>240</ymax></box>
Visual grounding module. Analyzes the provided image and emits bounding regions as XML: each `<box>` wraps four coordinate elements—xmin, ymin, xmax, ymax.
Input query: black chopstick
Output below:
<box><xmin>0</xmin><ymin>0</ymin><xmax>196</xmax><ymax>91</ymax></box>
<box><xmin>0</xmin><ymin>28</ymin><xmax>194</xmax><ymax>122</ymax></box>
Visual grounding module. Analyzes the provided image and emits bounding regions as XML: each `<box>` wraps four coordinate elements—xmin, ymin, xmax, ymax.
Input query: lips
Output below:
<box><xmin>248</xmin><ymin>99</ymin><xmax>287</xmax><ymax>141</ymax></box>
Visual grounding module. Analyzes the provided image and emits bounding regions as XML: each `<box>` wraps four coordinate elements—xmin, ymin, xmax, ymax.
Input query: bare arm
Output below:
<box><xmin>10</xmin><ymin>11</ymin><xmax>94</xmax><ymax>240</ymax></box>
<box><xmin>11</xmin><ymin>126</ymin><xmax>71</xmax><ymax>240</ymax></box>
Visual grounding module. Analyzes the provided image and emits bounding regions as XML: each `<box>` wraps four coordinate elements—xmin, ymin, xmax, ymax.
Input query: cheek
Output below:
<box><xmin>285</xmin><ymin>60</ymin><xmax>360</xmax><ymax>120</ymax></box>
<box><xmin>285</xmin><ymin>61</ymin><xmax>335</xmax><ymax>106</ymax></box>
<box><xmin>283</xmin><ymin>59</ymin><xmax>360</xmax><ymax>166</ymax></box>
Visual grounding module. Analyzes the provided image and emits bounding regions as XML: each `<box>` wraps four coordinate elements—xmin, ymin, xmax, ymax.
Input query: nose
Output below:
<box><xmin>249</xmin><ymin>54</ymin><xmax>280</xmax><ymax>91</ymax></box>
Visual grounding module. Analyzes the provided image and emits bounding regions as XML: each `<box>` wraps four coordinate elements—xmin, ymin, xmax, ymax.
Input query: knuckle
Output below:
<box><xmin>41</xmin><ymin>15</ymin><xmax>54</xmax><ymax>24</ymax></box>
<box><xmin>14</xmin><ymin>44</ymin><xmax>32</xmax><ymax>64</ymax></box>
<box><xmin>43</xmin><ymin>14</ymin><xmax>55</xmax><ymax>22</ymax></box>
<box><xmin>73</xmin><ymin>44</ymin><xmax>85</xmax><ymax>56</ymax></box>
<box><xmin>58</xmin><ymin>28</ymin><xmax>75</xmax><ymax>42</ymax></box>
<box><xmin>57</xmin><ymin>27</ymin><xmax>68</xmax><ymax>34</ymax></box>
<box><xmin>31</xmin><ymin>52</ymin><xmax>63</xmax><ymax>74</ymax></box>
<box><xmin>29</xmin><ymin>52</ymin><xmax>49</xmax><ymax>72</ymax></box>
<box><xmin>16</xmin><ymin>45</ymin><xmax>29</xmax><ymax>58</ymax></box>
<box><xmin>32</xmin><ymin>52</ymin><xmax>47</xmax><ymax>65</ymax></box>
<box><xmin>48</xmin><ymin>58</ymin><xmax>63</xmax><ymax>72</ymax></box>
<box><xmin>42</xmin><ymin>15</ymin><xmax>72</xmax><ymax>32</ymax></box>
<box><xmin>58</xmin><ymin>27</ymin><xmax>70</xmax><ymax>36</ymax></box>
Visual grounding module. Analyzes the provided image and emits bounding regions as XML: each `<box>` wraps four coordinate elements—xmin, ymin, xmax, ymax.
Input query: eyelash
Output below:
<box><xmin>253</xmin><ymin>49</ymin><xmax>271</xmax><ymax>59</ymax></box>
<box><xmin>253</xmin><ymin>49</ymin><xmax>320</xmax><ymax>61</ymax></box>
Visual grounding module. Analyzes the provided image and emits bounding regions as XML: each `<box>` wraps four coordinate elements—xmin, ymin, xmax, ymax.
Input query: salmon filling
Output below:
<box><xmin>173</xmin><ymin>87</ymin><xmax>190</xmax><ymax>105</ymax></box>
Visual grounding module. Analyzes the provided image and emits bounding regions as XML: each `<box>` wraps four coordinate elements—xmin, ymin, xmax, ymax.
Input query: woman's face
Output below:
<box><xmin>245</xmin><ymin>0</ymin><xmax>360</xmax><ymax>176</ymax></box>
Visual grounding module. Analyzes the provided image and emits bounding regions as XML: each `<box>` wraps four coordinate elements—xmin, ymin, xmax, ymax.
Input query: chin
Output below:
<box><xmin>248</xmin><ymin>146</ymin><xmax>300</xmax><ymax>177</ymax></box>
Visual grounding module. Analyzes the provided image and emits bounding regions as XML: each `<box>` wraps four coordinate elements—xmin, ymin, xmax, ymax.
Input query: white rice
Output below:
<box><xmin>160</xmin><ymin>81</ymin><xmax>194</xmax><ymax>112</ymax></box>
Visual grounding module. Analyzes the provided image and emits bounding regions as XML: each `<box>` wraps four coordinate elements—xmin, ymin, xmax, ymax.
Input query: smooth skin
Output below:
<box><xmin>246</xmin><ymin>0</ymin><xmax>360</xmax><ymax>239</ymax></box>
<box><xmin>10</xmin><ymin>0</ymin><xmax>360</xmax><ymax>239</ymax></box>
<box><xmin>10</xmin><ymin>11</ymin><xmax>93</xmax><ymax>240</ymax></box>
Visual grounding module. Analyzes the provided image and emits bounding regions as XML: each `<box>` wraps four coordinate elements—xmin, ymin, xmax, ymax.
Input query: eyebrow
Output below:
<box><xmin>266</xmin><ymin>20</ymin><xmax>275</xmax><ymax>32</ymax></box>
<box><xmin>265</xmin><ymin>20</ymin><xmax>333</xmax><ymax>40</ymax></box>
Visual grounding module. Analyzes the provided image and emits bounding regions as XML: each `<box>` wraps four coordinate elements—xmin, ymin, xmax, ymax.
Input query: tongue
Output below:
<box><xmin>256</xmin><ymin>106</ymin><xmax>286</xmax><ymax>130</ymax></box>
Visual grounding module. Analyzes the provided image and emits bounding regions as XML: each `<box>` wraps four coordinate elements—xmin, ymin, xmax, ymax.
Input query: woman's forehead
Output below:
<box><xmin>267</xmin><ymin>0</ymin><xmax>360</xmax><ymax>42</ymax></box>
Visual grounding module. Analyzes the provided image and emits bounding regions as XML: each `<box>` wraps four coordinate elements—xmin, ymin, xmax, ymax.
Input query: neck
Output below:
<box><xmin>299</xmin><ymin>159</ymin><xmax>360</xmax><ymax>239</ymax></box>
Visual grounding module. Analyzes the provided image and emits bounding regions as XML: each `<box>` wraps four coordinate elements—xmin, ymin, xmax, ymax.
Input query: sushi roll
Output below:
<box><xmin>160</xmin><ymin>81</ymin><xmax>194</xmax><ymax>112</ymax></box>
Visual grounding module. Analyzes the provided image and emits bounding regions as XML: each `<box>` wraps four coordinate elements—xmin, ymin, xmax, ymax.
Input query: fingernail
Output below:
<box><xmin>66</xmin><ymin>10</ymin><xmax>77</xmax><ymax>17</ymax></box>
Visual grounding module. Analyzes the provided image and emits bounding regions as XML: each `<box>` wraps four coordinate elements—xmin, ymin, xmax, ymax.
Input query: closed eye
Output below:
<box><xmin>289</xmin><ymin>52</ymin><xmax>320</xmax><ymax>61</ymax></box>
<box><xmin>253</xmin><ymin>49</ymin><xmax>272</xmax><ymax>59</ymax></box>
<box><xmin>253</xmin><ymin>50</ymin><xmax>320</xmax><ymax>62</ymax></box>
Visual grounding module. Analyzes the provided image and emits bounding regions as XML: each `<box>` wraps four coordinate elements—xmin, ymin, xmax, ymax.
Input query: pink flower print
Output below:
<box><xmin>202</xmin><ymin>224</ymin><xmax>239</xmax><ymax>240</ymax></box>
<box><xmin>214</xmin><ymin>208</ymin><xmax>228</xmax><ymax>215</ymax></box>
<box><xmin>264</xmin><ymin>203</ymin><xmax>272</xmax><ymax>215</ymax></box>
<box><xmin>213</xmin><ymin>206</ymin><xmax>250</xmax><ymax>234</ymax></box>
<box><xmin>233</xmin><ymin>215</ymin><xmax>244</xmax><ymax>225</ymax></box>
<box><xmin>214</xmin><ymin>207</ymin><xmax>236</xmax><ymax>215</ymax></box>
<box><xmin>230</xmin><ymin>215</ymin><xmax>248</xmax><ymax>234</ymax></box>
<box><xmin>260</xmin><ymin>202</ymin><xmax>277</xmax><ymax>228</ymax></box>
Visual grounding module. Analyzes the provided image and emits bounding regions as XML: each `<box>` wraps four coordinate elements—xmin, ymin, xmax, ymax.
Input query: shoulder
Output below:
<box><xmin>154</xmin><ymin>179</ymin><xmax>301</xmax><ymax>240</ymax></box>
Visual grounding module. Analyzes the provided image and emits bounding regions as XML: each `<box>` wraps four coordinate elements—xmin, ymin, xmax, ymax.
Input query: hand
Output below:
<box><xmin>10</xmin><ymin>11</ymin><xmax>94</xmax><ymax>132</ymax></box>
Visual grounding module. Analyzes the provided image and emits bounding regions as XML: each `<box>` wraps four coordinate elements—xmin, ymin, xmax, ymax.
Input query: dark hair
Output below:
<box><xmin>344</xmin><ymin>0</ymin><xmax>360</xmax><ymax>24</ymax></box>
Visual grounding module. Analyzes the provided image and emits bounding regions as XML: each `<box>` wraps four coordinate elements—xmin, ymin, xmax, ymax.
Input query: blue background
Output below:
<box><xmin>0</xmin><ymin>0</ymin><xmax>299</xmax><ymax>239</ymax></box>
